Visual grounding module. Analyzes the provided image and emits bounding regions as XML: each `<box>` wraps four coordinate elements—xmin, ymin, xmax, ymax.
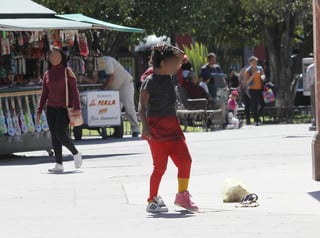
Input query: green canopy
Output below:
<box><xmin>57</xmin><ymin>14</ymin><xmax>145</xmax><ymax>33</ymax></box>
<box><xmin>0</xmin><ymin>18</ymin><xmax>93</xmax><ymax>31</ymax></box>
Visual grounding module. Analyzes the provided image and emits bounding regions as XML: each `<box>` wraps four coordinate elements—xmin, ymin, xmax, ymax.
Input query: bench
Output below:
<box><xmin>237</xmin><ymin>105</ymin><xmax>311</xmax><ymax>124</ymax></box>
<box><xmin>175</xmin><ymin>85</ymin><xmax>224</xmax><ymax>131</ymax></box>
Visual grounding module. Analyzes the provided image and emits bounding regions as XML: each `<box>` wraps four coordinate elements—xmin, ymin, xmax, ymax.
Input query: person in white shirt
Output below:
<box><xmin>306</xmin><ymin>63</ymin><xmax>315</xmax><ymax>129</ymax></box>
<box><xmin>103</xmin><ymin>56</ymin><xmax>140</xmax><ymax>137</ymax></box>
<box><xmin>306</xmin><ymin>63</ymin><xmax>315</xmax><ymax>89</ymax></box>
<box><xmin>199</xmin><ymin>78</ymin><xmax>210</xmax><ymax>95</ymax></box>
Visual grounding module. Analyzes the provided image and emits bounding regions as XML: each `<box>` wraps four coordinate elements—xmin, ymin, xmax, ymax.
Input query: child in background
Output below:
<box><xmin>139</xmin><ymin>43</ymin><xmax>199</xmax><ymax>213</ymax></box>
<box><xmin>227</xmin><ymin>90</ymin><xmax>240</xmax><ymax>129</ymax></box>
<box><xmin>199</xmin><ymin>77</ymin><xmax>211</xmax><ymax>95</ymax></box>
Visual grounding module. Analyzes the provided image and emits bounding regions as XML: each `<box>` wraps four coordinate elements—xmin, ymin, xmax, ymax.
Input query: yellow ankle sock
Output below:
<box><xmin>178</xmin><ymin>178</ymin><xmax>189</xmax><ymax>193</ymax></box>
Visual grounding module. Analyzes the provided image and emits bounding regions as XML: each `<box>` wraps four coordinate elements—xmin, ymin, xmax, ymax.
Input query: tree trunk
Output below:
<box><xmin>263</xmin><ymin>13</ymin><xmax>297</xmax><ymax>107</ymax></box>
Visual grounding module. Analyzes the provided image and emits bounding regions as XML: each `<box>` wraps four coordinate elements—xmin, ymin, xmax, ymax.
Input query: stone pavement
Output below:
<box><xmin>0</xmin><ymin>124</ymin><xmax>319</xmax><ymax>238</ymax></box>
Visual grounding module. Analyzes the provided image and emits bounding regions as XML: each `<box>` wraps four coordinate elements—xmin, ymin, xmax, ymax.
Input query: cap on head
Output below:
<box><xmin>232</xmin><ymin>90</ymin><xmax>239</xmax><ymax>97</ymax></box>
<box><xmin>207</xmin><ymin>52</ymin><xmax>216</xmax><ymax>59</ymax></box>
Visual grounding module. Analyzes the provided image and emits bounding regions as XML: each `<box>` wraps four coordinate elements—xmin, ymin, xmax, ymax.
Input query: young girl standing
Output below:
<box><xmin>139</xmin><ymin>43</ymin><xmax>198</xmax><ymax>213</ymax></box>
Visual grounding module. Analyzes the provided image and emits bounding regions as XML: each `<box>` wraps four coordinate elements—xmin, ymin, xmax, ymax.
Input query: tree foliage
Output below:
<box><xmin>34</xmin><ymin>0</ymin><xmax>313</xmax><ymax>105</ymax></box>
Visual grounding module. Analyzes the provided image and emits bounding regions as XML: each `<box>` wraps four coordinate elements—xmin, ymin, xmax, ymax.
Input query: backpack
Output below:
<box><xmin>248</xmin><ymin>65</ymin><xmax>263</xmax><ymax>77</ymax></box>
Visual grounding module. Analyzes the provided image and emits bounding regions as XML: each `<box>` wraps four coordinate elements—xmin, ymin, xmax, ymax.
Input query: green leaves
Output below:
<box><xmin>183</xmin><ymin>43</ymin><xmax>208</xmax><ymax>78</ymax></box>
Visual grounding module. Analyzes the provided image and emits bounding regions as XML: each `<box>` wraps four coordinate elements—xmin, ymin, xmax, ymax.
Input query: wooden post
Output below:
<box><xmin>312</xmin><ymin>0</ymin><xmax>320</xmax><ymax>181</ymax></box>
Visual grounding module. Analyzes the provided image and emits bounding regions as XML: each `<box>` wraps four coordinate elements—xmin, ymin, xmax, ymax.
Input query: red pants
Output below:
<box><xmin>147</xmin><ymin>139</ymin><xmax>192</xmax><ymax>202</ymax></box>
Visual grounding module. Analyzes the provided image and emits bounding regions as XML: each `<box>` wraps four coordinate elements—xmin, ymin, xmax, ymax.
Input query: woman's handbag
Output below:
<box><xmin>65</xmin><ymin>69</ymin><xmax>83</xmax><ymax>127</ymax></box>
<box><xmin>263</xmin><ymin>85</ymin><xmax>275</xmax><ymax>104</ymax></box>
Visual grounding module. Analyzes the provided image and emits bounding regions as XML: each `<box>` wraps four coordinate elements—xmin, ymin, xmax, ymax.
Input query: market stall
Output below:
<box><xmin>0</xmin><ymin>0</ymin><xmax>144</xmax><ymax>155</ymax></box>
<box><xmin>0</xmin><ymin>1</ymin><xmax>93</xmax><ymax>155</ymax></box>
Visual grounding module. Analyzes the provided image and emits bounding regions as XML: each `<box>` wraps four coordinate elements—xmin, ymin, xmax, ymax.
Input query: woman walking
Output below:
<box><xmin>139</xmin><ymin>43</ymin><xmax>199</xmax><ymax>213</ymax></box>
<box><xmin>37</xmin><ymin>48</ymin><xmax>82</xmax><ymax>173</ymax></box>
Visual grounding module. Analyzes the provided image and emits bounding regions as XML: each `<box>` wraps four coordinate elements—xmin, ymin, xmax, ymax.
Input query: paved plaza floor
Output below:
<box><xmin>0</xmin><ymin>124</ymin><xmax>319</xmax><ymax>237</ymax></box>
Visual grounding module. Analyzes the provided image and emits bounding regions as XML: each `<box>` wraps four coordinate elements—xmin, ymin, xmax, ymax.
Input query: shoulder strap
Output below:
<box><xmin>65</xmin><ymin>69</ymin><xmax>69</xmax><ymax>107</ymax></box>
<box><xmin>248</xmin><ymin>66</ymin><xmax>252</xmax><ymax>76</ymax></box>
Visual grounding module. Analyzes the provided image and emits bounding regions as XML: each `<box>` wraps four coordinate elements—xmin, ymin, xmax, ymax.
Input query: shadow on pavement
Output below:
<box><xmin>0</xmin><ymin>153</ymin><xmax>142</xmax><ymax>166</ymax></box>
<box><xmin>147</xmin><ymin>211</ymin><xmax>195</xmax><ymax>219</ymax></box>
<box><xmin>308</xmin><ymin>191</ymin><xmax>320</xmax><ymax>202</ymax></box>
<box><xmin>74</xmin><ymin>137</ymin><xmax>142</xmax><ymax>146</ymax></box>
<box><xmin>45</xmin><ymin>170</ymin><xmax>84</xmax><ymax>175</ymax></box>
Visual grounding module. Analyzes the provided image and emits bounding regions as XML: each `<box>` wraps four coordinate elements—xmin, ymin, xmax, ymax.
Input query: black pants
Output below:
<box><xmin>46</xmin><ymin>107</ymin><xmax>78</xmax><ymax>164</ymax></box>
<box><xmin>241</xmin><ymin>92</ymin><xmax>251</xmax><ymax>123</ymax></box>
<box><xmin>249</xmin><ymin>89</ymin><xmax>265</xmax><ymax>123</ymax></box>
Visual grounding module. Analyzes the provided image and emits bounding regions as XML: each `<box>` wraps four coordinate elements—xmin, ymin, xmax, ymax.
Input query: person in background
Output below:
<box><xmin>239</xmin><ymin>65</ymin><xmax>251</xmax><ymax>124</ymax></box>
<box><xmin>139</xmin><ymin>43</ymin><xmax>199</xmax><ymax>213</ymax></box>
<box><xmin>228</xmin><ymin>69</ymin><xmax>240</xmax><ymax>89</ymax></box>
<box><xmin>199</xmin><ymin>77</ymin><xmax>211</xmax><ymax>95</ymax></box>
<box><xmin>199</xmin><ymin>52</ymin><xmax>224</xmax><ymax>98</ymax></box>
<box><xmin>140</xmin><ymin>60</ymin><xmax>154</xmax><ymax>83</ymax></box>
<box><xmin>245</xmin><ymin>56</ymin><xmax>265</xmax><ymax>126</ymax></box>
<box><xmin>102</xmin><ymin>56</ymin><xmax>140</xmax><ymax>137</ymax></box>
<box><xmin>227</xmin><ymin>90</ymin><xmax>240</xmax><ymax>129</ymax></box>
<box><xmin>37</xmin><ymin>48</ymin><xmax>82</xmax><ymax>173</ymax></box>
<box><xmin>177</xmin><ymin>54</ymin><xmax>191</xmax><ymax>85</ymax></box>
<box><xmin>182</xmin><ymin>71</ymin><xmax>208</xmax><ymax>99</ymax></box>
<box><xmin>306</xmin><ymin>63</ymin><xmax>315</xmax><ymax>129</ymax></box>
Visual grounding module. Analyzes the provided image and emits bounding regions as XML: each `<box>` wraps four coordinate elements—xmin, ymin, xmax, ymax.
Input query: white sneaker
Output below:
<box><xmin>48</xmin><ymin>163</ymin><xmax>64</xmax><ymax>173</ymax></box>
<box><xmin>73</xmin><ymin>152</ymin><xmax>82</xmax><ymax>169</ymax></box>
<box><xmin>146</xmin><ymin>196</ymin><xmax>169</xmax><ymax>213</ymax></box>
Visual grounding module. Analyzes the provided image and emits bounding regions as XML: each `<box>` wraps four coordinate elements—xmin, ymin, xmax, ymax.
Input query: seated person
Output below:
<box><xmin>182</xmin><ymin>71</ymin><xmax>208</xmax><ymax>99</ymax></box>
<box><xmin>199</xmin><ymin>77</ymin><xmax>211</xmax><ymax>95</ymax></box>
<box><xmin>227</xmin><ymin>90</ymin><xmax>240</xmax><ymax>129</ymax></box>
<box><xmin>178</xmin><ymin>54</ymin><xmax>192</xmax><ymax>85</ymax></box>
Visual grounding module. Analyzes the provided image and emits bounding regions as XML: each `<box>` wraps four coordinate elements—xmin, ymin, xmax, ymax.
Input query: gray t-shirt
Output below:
<box><xmin>141</xmin><ymin>74</ymin><xmax>176</xmax><ymax>117</ymax></box>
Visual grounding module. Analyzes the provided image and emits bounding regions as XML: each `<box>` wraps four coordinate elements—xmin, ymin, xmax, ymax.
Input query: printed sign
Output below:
<box><xmin>81</xmin><ymin>91</ymin><xmax>121</xmax><ymax>127</ymax></box>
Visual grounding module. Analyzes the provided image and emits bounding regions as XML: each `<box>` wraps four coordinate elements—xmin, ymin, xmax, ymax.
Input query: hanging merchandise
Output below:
<box><xmin>86</xmin><ymin>54</ymin><xmax>95</xmax><ymax>72</ymax></box>
<box><xmin>79</xmin><ymin>33</ymin><xmax>89</xmax><ymax>57</ymax></box>
<box><xmin>40</xmin><ymin>34</ymin><xmax>50</xmax><ymax>58</ymax></box>
<box><xmin>24</xmin><ymin>96</ymin><xmax>35</xmax><ymax>133</ymax></box>
<box><xmin>60</xmin><ymin>30</ymin><xmax>78</xmax><ymax>47</ymax></box>
<box><xmin>71</xmin><ymin>34</ymin><xmax>81</xmax><ymax>56</ymax></box>
<box><xmin>31</xmin><ymin>94</ymin><xmax>42</xmax><ymax>133</ymax></box>
<box><xmin>0</xmin><ymin>98</ymin><xmax>8</xmax><ymax>136</ymax></box>
<box><xmin>1</xmin><ymin>32</ymin><xmax>11</xmax><ymax>56</ymax></box>
<box><xmin>14</xmin><ymin>56</ymin><xmax>26</xmax><ymax>75</ymax></box>
<box><xmin>4</xmin><ymin>97</ymin><xmax>15</xmax><ymax>137</ymax></box>
<box><xmin>17</xmin><ymin>96</ymin><xmax>28</xmax><ymax>134</ymax></box>
<box><xmin>69</xmin><ymin>56</ymin><xmax>85</xmax><ymax>74</ymax></box>
<box><xmin>10</xmin><ymin>56</ymin><xmax>17</xmax><ymax>75</ymax></box>
<box><xmin>10</xmin><ymin>97</ymin><xmax>22</xmax><ymax>136</ymax></box>
<box><xmin>40</xmin><ymin>57</ymin><xmax>48</xmax><ymax>76</ymax></box>
<box><xmin>51</xmin><ymin>30</ymin><xmax>62</xmax><ymax>48</ymax></box>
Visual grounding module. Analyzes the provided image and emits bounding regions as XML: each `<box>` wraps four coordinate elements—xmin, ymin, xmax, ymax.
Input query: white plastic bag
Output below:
<box><xmin>222</xmin><ymin>178</ymin><xmax>249</xmax><ymax>203</ymax></box>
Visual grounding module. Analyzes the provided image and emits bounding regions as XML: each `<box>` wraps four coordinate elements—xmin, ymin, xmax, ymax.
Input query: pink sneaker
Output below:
<box><xmin>174</xmin><ymin>191</ymin><xmax>199</xmax><ymax>211</ymax></box>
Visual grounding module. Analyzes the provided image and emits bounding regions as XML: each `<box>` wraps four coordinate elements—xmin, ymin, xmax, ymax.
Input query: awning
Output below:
<box><xmin>57</xmin><ymin>14</ymin><xmax>145</xmax><ymax>33</ymax></box>
<box><xmin>0</xmin><ymin>0</ymin><xmax>56</xmax><ymax>18</ymax></box>
<box><xmin>0</xmin><ymin>18</ymin><xmax>93</xmax><ymax>31</ymax></box>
